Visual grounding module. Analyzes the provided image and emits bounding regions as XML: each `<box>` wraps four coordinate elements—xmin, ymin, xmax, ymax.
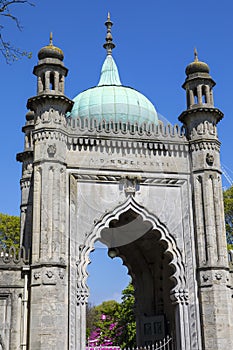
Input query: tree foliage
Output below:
<box><xmin>223</xmin><ymin>185</ymin><xmax>233</xmax><ymax>249</ymax></box>
<box><xmin>87</xmin><ymin>283</ymin><xmax>136</xmax><ymax>348</ymax></box>
<box><xmin>116</xmin><ymin>282</ymin><xmax>136</xmax><ymax>348</ymax></box>
<box><xmin>0</xmin><ymin>0</ymin><xmax>34</xmax><ymax>63</ymax></box>
<box><xmin>0</xmin><ymin>212</ymin><xmax>20</xmax><ymax>248</ymax></box>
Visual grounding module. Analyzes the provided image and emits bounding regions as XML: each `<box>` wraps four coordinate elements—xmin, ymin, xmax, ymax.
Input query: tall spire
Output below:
<box><xmin>194</xmin><ymin>47</ymin><xmax>198</xmax><ymax>62</ymax></box>
<box><xmin>50</xmin><ymin>32</ymin><xmax>53</xmax><ymax>46</ymax></box>
<box><xmin>103</xmin><ymin>12</ymin><xmax>115</xmax><ymax>56</ymax></box>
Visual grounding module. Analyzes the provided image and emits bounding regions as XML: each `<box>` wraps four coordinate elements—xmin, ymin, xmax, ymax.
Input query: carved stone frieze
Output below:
<box><xmin>68</xmin><ymin>137</ymin><xmax>189</xmax><ymax>158</ymax></box>
<box><xmin>198</xmin><ymin>269</ymin><xmax>230</xmax><ymax>287</ymax></box>
<box><xmin>33</xmin><ymin>129</ymin><xmax>67</xmax><ymax>142</ymax></box>
<box><xmin>31</xmin><ymin>266</ymin><xmax>66</xmax><ymax>286</ymax></box>
<box><xmin>190</xmin><ymin>141</ymin><xmax>220</xmax><ymax>152</ymax></box>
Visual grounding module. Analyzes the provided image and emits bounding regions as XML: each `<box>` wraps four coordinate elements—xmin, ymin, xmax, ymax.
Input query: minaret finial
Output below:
<box><xmin>194</xmin><ymin>48</ymin><xmax>198</xmax><ymax>62</ymax></box>
<box><xmin>103</xmin><ymin>12</ymin><xmax>115</xmax><ymax>56</ymax></box>
<box><xmin>50</xmin><ymin>32</ymin><xmax>53</xmax><ymax>46</ymax></box>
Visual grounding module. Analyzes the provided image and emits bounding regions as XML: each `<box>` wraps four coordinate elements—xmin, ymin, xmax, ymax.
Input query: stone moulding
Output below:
<box><xmin>74</xmin><ymin>173</ymin><xmax>187</xmax><ymax>186</ymax></box>
<box><xmin>27</xmin><ymin>94</ymin><xmax>74</xmax><ymax>111</ymax></box>
<box><xmin>178</xmin><ymin>107</ymin><xmax>224</xmax><ymax>123</ymax></box>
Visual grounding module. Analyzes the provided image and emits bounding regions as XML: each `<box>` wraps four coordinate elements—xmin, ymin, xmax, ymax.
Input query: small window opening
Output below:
<box><xmin>59</xmin><ymin>74</ymin><xmax>63</xmax><ymax>92</ymax></box>
<box><xmin>202</xmin><ymin>86</ymin><xmax>207</xmax><ymax>104</ymax></box>
<box><xmin>50</xmin><ymin>72</ymin><xmax>55</xmax><ymax>90</ymax></box>
<box><xmin>187</xmin><ymin>91</ymin><xmax>191</xmax><ymax>107</ymax></box>
<box><xmin>194</xmin><ymin>88</ymin><xmax>198</xmax><ymax>104</ymax></box>
<box><xmin>41</xmin><ymin>74</ymin><xmax>45</xmax><ymax>91</ymax></box>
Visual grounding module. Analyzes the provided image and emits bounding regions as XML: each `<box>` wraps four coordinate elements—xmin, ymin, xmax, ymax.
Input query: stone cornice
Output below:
<box><xmin>178</xmin><ymin>107</ymin><xmax>223</xmax><ymax>124</ymax></box>
<box><xmin>27</xmin><ymin>94</ymin><xmax>73</xmax><ymax>111</ymax></box>
<box><xmin>32</xmin><ymin>127</ymin><xmax>189</xmax><ymax>157</ymax></box>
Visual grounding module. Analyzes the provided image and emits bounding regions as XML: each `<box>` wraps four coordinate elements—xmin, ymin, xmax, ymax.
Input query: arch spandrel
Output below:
<box><xmin>78</xmin><ymin>196</ymin><xmax>187</xmax><ymax>303</ymax></box>
<box><xmin>72</xmin><ymin>175</ymin><xmax>189</xmax><ymax>257</ymax></box>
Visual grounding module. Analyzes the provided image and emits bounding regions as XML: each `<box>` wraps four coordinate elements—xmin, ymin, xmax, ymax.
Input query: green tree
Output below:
<box><xmin>0</xmin><ymin>0</ymin><xmax>34</xmax><ymax>63</ymax></box>
<box><xmin>117</xmin><ymin>282</ymin><xmax>136</xmax><ymax>348</ymax></box>
<box><xmin>223</xmin><ymin>185</ymin><xmax>233</xmax><ymax>250</ymax></box>
<box><xmin>87</xmin><ymin>283</ymin><xmax>136</xmax><ymax>348</ymax></box>
<box><xmin>0</xmin><ymin>212</ymin><xmax>20</xmax><ymax>248</ymax></box>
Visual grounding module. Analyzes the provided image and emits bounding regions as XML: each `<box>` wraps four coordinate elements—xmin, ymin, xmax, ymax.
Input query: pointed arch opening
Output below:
<box><xmin>79</xmin><ymin>198</ymin><xmax>186</xmax><ymax>348</ymax></box>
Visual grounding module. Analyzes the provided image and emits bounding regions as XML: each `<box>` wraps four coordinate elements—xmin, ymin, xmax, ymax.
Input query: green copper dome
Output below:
<box><xmin>69</xmin><ymin>14</ymin><xmax>158</xmax><ymax>125</ymax></box>
<box><xmin>70</xmin><ymin>55</ymin><xmax>158</xmax><ymax>125</ymax></box>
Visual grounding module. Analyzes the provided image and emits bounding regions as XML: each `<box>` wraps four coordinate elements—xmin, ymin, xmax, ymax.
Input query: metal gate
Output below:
<box><xmin>86</xmin><ymin>335</ymin><xmax>173</xmax><ymax>350</ymax></box>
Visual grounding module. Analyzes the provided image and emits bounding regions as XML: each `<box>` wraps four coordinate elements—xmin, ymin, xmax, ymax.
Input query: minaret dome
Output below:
<box><xmin>38</xmin><ymin>32</ymin><xmax>64</xmax><ymax>61</ymax></box>
<box><xmin>182</xmin><ymin>49</ymin><xmax>215</xmax><ymax>110</ymax></box>
<box><xmin>33</xmin><ymin>33</ymin><xmax>68</xmax><ymax>95</ymax></box>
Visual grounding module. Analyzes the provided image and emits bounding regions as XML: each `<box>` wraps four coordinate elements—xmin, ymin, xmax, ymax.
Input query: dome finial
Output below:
<box><xmin>194</xmin><ymin>48</ymin><xmax>198</xmax><ymax>62</ymax></box>
<box><xmin>103</xmin><ymin>12</ymin><xmax>115</xmax><ymax>56</ymax></box>
<box><xmin>50</xmin><ymin>32</ymin><xmax>53</xmax><ymax>46</ymax></box>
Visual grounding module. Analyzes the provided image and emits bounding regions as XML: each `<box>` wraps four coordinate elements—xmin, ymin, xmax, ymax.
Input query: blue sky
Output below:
<box><xmin>1</xmin><ymin>0</ymin><xmax>233</xmax><ymax>305</ymax></box>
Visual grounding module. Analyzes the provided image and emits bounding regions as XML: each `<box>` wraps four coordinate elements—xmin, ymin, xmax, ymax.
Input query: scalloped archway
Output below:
<box><xmin>77</xmin><ymin>196</ymin><xmax>190</xmax><ymax>348</ymax></box>
<box><xmin>79</xmin><ymin>196</ymin><xmax>186</xmax><ymax>297</ymax></box>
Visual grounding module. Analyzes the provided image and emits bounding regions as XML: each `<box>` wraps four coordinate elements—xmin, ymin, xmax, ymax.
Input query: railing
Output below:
<box><xmin>86</xmin><ymin>336</ymin><xmax>173</xmax><ymax>350</ymax></box>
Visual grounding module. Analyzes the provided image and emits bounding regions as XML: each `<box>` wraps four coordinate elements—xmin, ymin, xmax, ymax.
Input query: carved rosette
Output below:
<box><xmin>198</xmin><ymin>269</ymin><xmax>230</xmax><ymax>288</ymax></box>
<box><xmin>31</xmin><ymin>266</ymin><xmax>66</xmax><ymax>286</ymax></box>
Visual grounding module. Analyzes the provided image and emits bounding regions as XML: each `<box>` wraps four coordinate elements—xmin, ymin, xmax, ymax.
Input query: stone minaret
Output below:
<box><xmin>25</xmin><ymin>34</ymin><xmax>73</xmax><ymax>349</ymax></box>
<box><xmin>179</xmin><ymin>50</ymin><xmax>233</xmax><ymax>350</ymax></box>
<box><xmin>17</xmin><ymin>110</ymin><xmax>35</xmax><ymax>252</ymax></box>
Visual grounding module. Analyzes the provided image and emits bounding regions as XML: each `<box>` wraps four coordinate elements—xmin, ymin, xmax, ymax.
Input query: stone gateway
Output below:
<box><xmin>0</xmin><ymin>16</ymin><xmax>233</xmax><ymax>350</ymax></box>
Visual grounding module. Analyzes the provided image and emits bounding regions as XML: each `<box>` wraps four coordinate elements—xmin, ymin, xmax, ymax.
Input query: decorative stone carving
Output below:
<box><xmin>202</xmin><ymin>273</ymin><xmax>209</xmax><ymax>282</ymax></box>
<box><xmin>206</xmin><ymin>153</ymin><xmax>214</xmax><ymax>166</ymax></box>
<box><xmin>59</xmin><ymin>270</ymin><xmax>64</xmax><ymax>279</ymax></box>
<box><xmin>46</xmin><ymin>270</ymin><xmax>53</xmax><ymax>278</ymax></box>
<box><xmin>47</xmin><ymin>144</ymin><xmax>56</xmax><ymax>157</ymax></box>
<box><xmin>190</xmin><ymin>141</ymin><xmax>220</xmax><ymax>152</ymax></box>
<box><xmin>121</xmin><ymin>175</ymin><xmax>141</xmax><ymax>196</ymax></box>
<box><xmin>77</xmin><ymin>289</ymin><xmax>89</xmax><ymax>305</ymax></box>
<box><xmin>170</xmin><ymin>288</ymin><xmax>189</xmax><ymax>304</ymax></box>
<box><xmin>34</xmin><ymin>272</ymin><xmax>40</xmax><ymax>280</ymax></box>
<box><xmin>215</xmin><ymin>273</ymin><xmax>222</xmax><ymax>280</ymax></box>
<box><xmin>23</xmin><ymin>161</ymin><xmax>33</xmax><ymax>176</ymax></box>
